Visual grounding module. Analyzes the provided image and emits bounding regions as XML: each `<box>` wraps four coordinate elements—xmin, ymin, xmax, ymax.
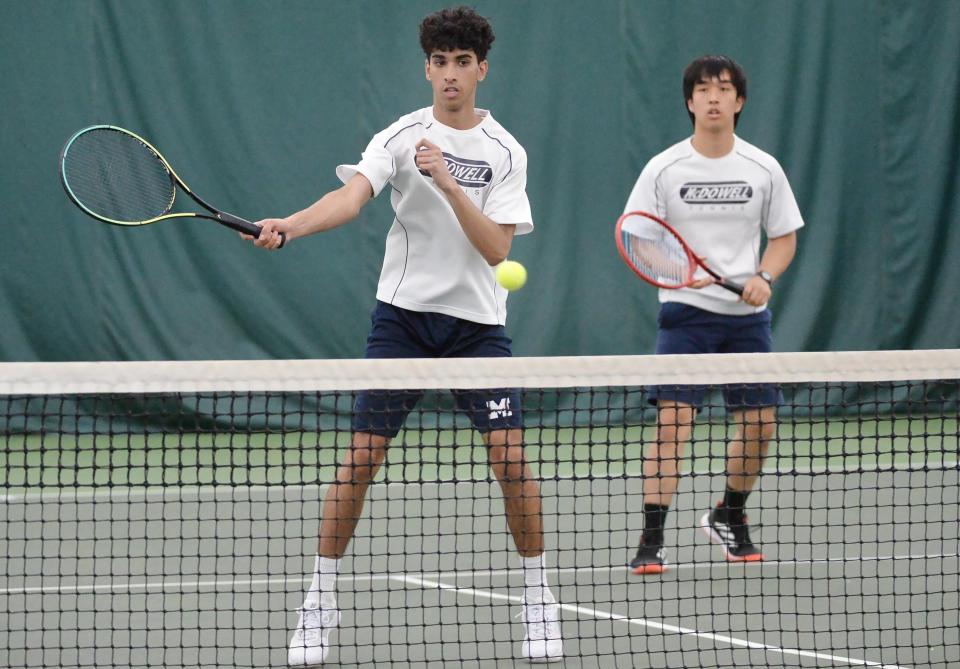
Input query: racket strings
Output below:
<box><xmin>63</xmin><ymin>129</ymin><xmax>175</xmax><ymax>224</ymax></box>
<box><xmin>620</xmin><ymin>216</ymin><xmax>690</xmax><ymax>286</ymax></box>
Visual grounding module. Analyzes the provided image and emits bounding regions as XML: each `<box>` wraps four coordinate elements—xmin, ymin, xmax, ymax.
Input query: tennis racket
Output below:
<box><xmin>59</xmin><ymin>125</ymin><xmax>284</xmax><ymax>246</ymax></box>
<box><xmin>615</xmin><ymin>210</ymin><xmax>742</xmax><ymax>295</ymax></box>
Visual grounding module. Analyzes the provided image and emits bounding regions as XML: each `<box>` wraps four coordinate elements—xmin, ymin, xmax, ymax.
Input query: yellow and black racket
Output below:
<box><xmin>59</xmin><ymin>125</ymin><xmax>284</xmax><ymax>246</ymax></box>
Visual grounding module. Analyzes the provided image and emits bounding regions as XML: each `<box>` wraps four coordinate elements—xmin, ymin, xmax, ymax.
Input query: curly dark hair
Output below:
<box><xmin>419</xmin><ymin>6</ymin><xmax>495</xmax><ymax>62</ymax></box>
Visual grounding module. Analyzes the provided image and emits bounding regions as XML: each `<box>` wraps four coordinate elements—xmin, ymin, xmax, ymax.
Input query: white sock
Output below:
<box><xmin>305</xmin><ymin>555</ymin><xmax>340</xmax><ymax>609</ymax></box>
<box><xmin>521</xmin><ymin>553</ymin><xmax>551</xmax><ymax>601</ymax></box>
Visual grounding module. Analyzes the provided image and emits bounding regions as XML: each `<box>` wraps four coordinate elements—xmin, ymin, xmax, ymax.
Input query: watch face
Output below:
<box><xmin>758</xmin><ymin>271</ymin><xmax>773</xmax><ymax>284</ymax></box>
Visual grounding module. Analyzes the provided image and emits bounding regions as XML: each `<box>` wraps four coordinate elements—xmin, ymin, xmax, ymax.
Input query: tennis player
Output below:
<box><xmin>247</xmin><ymin>7</ymin><xmax>563</xmax><ymax>665</ymax></box>
<box><xmin>623</xmin><ymin>55</ymin><xmax>804</xmax><ymax>575</ymax></box>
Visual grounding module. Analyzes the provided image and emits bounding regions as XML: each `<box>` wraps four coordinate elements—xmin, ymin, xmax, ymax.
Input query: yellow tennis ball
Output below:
<box><xmin>496</xmin><ymin>260</ymin><xmax>527</xmax><ymax>291</ymax></box>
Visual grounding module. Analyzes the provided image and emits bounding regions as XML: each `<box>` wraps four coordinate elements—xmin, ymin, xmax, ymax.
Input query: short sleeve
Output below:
<box><xmin>764</xmin><ymin>162</ymin><xmax>805</xmax><ymax>237</ymax></box>
<box><xmin>336</xmin><ymin>134</ymin><xmax>395</xmax><ymax>197</ymax></box>
<box><xmin>483</xmin><ymin>147</ymin><xmax>533</xmax><ymax>235</ymax></box>
<box><xmin>623</xmin><ymin>162</ymin><xmax>661</xmax><ymax>218</ymax></box>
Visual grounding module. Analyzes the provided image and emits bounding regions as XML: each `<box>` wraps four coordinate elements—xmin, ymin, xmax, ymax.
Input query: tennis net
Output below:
<box><xmin>1</xmin><ymin>350</ymin><xmax>957</xmax><ymax>668</ymax></box>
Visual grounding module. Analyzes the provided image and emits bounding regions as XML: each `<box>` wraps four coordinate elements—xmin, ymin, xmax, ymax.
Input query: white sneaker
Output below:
<box><xmin>519</xmin><ymin>592</ymin><xmax>564</xmax><ymax>663</ymax></box>
<box><xmin>288</xmin><ymin>605</ymin><xmax>340</xmax><ymax>667</ymax></box>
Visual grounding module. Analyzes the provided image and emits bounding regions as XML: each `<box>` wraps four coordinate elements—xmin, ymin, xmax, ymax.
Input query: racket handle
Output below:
<box><xmin>718</xmin><ymin>279</ymin><xmax>744</xmax><ymax>296</ymax></box>
<box><xmin>218</xmin><ymin>211</ymin><xmax>287</xmax><ymax>249</ymax></box>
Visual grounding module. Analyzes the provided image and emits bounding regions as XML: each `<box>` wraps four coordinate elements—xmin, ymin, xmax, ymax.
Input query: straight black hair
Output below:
<box><xmin>682</xmin><ymin>55</ymin><xmax>747</xmax><ymax>127</ymax></box>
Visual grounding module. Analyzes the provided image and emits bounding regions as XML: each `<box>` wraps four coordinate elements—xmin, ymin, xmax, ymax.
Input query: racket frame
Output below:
<box><xmin>59</xmin><ymin>125</ymin><xmax>280</xmax><ymax>243</ymax></box>
<box><xmin>615</xmin><ymin>210</ymin><xmax>743</xmax><ymax>295</ymax></box>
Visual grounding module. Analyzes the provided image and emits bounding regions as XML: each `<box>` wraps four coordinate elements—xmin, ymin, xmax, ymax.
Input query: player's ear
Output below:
<box><xmin>478</xmin><ymin>59</ymin><xmax>488</xmax><ymax>81</ymax></box>
<box><xmin>425</xmin><ymin>59</ymin><xmax>431</xmax><ymax>81</ymax></box>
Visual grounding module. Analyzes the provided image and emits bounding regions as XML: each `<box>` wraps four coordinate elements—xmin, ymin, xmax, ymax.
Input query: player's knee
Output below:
<box><xmin>341</xmin><ymin>436</ymin><xmax>387</xmax><ymax>481</ymax></box>
<box><xmin>488</xmin><ymin>445</ymin><xmax>527</xmax><ymax>482</ymax></box>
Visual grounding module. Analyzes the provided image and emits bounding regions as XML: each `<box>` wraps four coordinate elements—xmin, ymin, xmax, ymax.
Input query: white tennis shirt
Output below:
<box><xmin>337</xmin><ymin>107</ymin><xmax>532</xmax><ymax>325</ymax></box>
<box><xmin>624</xmin><ymin>136</ymin><xmax>805</xmax><ymax>315</ymax></box>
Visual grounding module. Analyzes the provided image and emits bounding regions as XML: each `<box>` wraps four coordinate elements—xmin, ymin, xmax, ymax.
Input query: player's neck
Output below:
<box><xmin>690</xmin><ymin>129</ymin><xmax>736</xmax><ymax>158</ymax></box>
<box><xmin>432</xmin><ymin>102</ymin><xmax>483</xmax><ymax>130</ymax></box>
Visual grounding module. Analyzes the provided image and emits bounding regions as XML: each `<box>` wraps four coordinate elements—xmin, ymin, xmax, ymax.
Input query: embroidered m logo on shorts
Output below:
<box><xmin>486</xmin><ymin>397</ymin><xmax>513</xmax><ymax>419</ymax></box>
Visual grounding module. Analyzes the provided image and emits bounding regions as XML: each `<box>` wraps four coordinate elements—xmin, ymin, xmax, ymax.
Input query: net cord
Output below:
<box><xmin>1</xmin><ymin>349</ymin><xmax>958</xmax><ymax>394</ymax></box>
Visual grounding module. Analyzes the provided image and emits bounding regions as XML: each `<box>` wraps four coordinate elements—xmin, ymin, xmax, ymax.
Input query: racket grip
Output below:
<box><xmin>719</xmin><ymin>280</ymin><xmax>744</xmax><ymax>296</ymax></box>
<box><xmin>218</xmin><ymin>211</ymin><xmax>287</xmax><ymax>249</ymax></box>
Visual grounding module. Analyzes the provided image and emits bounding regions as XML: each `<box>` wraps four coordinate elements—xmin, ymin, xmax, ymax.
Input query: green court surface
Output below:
<box><xmin>2</xmin><ymin>416</ymin><xmax>956</xmax><ymax>490</ymax></box>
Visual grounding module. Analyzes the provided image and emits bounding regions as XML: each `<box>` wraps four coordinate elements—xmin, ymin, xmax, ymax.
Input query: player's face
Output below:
<box><xmin>687</xmin><ymin>70</ymin><xmax>743</xmax><ymax>133</ymax></box>
<box><xmin>425</xmin><ymin>49</ymin><xmax>487</xmax><ymax>113</ymax></box>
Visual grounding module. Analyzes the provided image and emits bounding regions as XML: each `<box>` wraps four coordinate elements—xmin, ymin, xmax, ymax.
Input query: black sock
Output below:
<box><xmin>642</xmin><ymin>504</ymin><xmax>669</xmax><ymax>545</ymax></box>
<box><xmin>720</xmin><ymin>488</ymin><xmax>749</xmax><ymax>524</ymax></box>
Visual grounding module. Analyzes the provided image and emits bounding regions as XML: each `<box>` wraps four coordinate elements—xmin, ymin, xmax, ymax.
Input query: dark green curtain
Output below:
<box><xmin>2</xmin><ymin>0</ymin><xmax>958</xmax><ymax>361</ymax></box>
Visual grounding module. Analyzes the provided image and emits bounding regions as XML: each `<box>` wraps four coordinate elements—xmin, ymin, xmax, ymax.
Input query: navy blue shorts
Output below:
<box><xmin>352</xmin><ymin>301</ymin><xmax>523</xmax><ymax>438</ymax></box>
<box><xmin>648</xmin><ymin>302</ymin><xmax>783</xmax><ymax>410</ymax></box>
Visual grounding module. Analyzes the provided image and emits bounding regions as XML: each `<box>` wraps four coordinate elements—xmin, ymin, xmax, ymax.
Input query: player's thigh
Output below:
<box><xmin>446</xmin><ymin>320</ymin><xmax>524</xmax><ymax>434</ymax></box>
<box><xmin>719</xmin><ymin>310</ymin><xmax>783</xmax><ymax>410</ymax></box>
<box><xmin>649</xmin><ymin>303</ymin><xmax>722</xmax><ymax>409</ymax></box>
<box><xmin>352</xmin><ymin>301</ymin><xmax>428</xmax><ymax>437</ymax></box>
<box><xmin>728</xmin><ymin>405</ymin><xmax>777</xmax><ymax>442</ymax></box>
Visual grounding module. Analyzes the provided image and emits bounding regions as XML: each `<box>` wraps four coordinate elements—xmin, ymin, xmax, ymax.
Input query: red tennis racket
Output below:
<box><xmin>615</xmin><ymin>210</ymin><xmax>743</xmax><ymax>295</ymax></box>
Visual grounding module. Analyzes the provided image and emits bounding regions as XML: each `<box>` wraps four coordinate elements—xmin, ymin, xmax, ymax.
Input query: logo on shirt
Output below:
<box><xmin>418</xmin><ymin>152</ymin><xmax>493</xmax><ymax>188</ymax></box>
<box><xmin>486</xmin><ymin>397</ymin><xmax>513</xmax><ymax>420</ymax></box>
<box><xmin>680</xmin><ymin>181</ymin><xmax>753</xmax><ymax>204</ymax></box>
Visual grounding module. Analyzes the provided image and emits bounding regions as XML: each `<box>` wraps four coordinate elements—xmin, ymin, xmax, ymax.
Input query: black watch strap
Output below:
<box><xmin>756</xmin><ymin>271</ymin><xmax>774</xmax><ymax>286</ymax></box>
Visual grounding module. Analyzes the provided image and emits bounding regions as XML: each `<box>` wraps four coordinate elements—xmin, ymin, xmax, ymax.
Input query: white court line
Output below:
<box><xmin>1</xmin><ymin>457</ymin><xmax>955</xmax><ymax>503</ymax></box>
<box><xmin>394</xmin><ymin>573</ymin><xmax>907</xmax><ymax>669</ymax></box>
<box><xmin>3</xmin><ymin>552</ymin><xmax>955</xmax><ymax>596</ymax></box>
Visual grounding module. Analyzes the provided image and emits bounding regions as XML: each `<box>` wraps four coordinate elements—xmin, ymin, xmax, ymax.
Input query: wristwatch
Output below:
<box><xmin>756</xmin><ymin>270</ymin><xmax>774</xmax><ymax>286</ymax></box>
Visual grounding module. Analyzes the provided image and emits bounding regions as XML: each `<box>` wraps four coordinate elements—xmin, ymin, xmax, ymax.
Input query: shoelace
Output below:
<box><xmin>296</xmin><ymin>607</ymin><xmax>337</xmax><ymax>633</ymax></box>
<box><xmin>517</xmin><ymin>601</ymin><xmax>561</xmax><ymax>640</ymax></box>
<box><xmin>716</xmin><ymin>512</ymin><xmax>761</xmax><ymax>547</ymax></box>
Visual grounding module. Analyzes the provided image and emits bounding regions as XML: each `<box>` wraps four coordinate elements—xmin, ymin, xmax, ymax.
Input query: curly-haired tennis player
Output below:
<box><xmin>248</xmin><ymin>6</ymin><xmax>563</xmax><ymax>665</ymax></box>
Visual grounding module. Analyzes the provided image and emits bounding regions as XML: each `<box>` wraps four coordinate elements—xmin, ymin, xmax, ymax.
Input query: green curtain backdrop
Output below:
<box><xmin>1</xmin><ymin>0</ymin><xmax>958</xmax><ymax>361</ymax></box>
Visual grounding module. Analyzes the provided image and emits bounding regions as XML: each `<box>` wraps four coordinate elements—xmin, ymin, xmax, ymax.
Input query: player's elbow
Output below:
<box><xmin>485</xmin><ymin>248</ymin><xmax>510</xmax><ymax>266</ymax></box>
<box><xmin>342</xmin><ymin>200</ymin><xmax>363</xmax><ymax>221</ymax></box>
<box><xmin>483</xmin><ymin>227</ymin><xmax>515</xmax><ymax>266</ymax></box>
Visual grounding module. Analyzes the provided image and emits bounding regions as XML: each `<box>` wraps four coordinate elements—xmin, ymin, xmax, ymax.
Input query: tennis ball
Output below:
<box><xmin>496</xmin><ymin>260</ymin><xmax>527</xmax><ymax>291</ymax></box>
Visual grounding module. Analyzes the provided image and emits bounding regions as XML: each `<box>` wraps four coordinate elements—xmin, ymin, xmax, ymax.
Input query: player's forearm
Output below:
<box><xmin>758</xmin><ymin>232</ymin><xmax>797</xmax><ymax>280</ymax></box>
<box><xmin>439</xmin><ymin>184</ymin><xmax>514</xmax><ymax>265</ymax></box>
<box><xmin>286</xmin><ymin>176</ymin><xmax>372</xmax><ymax>240</ymax></box>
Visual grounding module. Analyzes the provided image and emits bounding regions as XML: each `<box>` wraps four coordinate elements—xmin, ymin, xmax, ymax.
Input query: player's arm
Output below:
<box><xmin>246</xmin><ymin>174</ymin><xmax>374</xmax><ymax>249</ymax></box>
<box><xmin>415</xmin><ymin>139</ymin><xmax>515</xmax><ymax>265</ymax></box>
<box><xmin>740</xmin><ymin>231</ymin><xmax>797</xmax><ymax>306</ymax></box>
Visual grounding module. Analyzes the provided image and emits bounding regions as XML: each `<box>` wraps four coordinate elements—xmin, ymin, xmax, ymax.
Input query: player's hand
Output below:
<box><xmin>243</xmin><ymin>218</ymin><xmax>288</xmax><ymax>250</ymax></box>
<box><xmin>414</xmin><ymin>139</ymin><xmax>455</xmax><ymax>191</ymax></box>
<box><xmin>689</xmin><ymin>257</ymin><xmax>715</xmax><ymax>289</ymax></box>
<box><xmin>740</xmin><ymin>274</ymin><xmax>772</xmax><ymax>306</ymax></box>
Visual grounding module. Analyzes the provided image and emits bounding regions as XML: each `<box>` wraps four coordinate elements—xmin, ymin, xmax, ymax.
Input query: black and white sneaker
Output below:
<box><xmin>629</xmin><ymin>541</ymin><xmax>668</xmax><ymax>575</ymax></box>
<box><xmin>700</xmin><ymin>505</ymin><xmax>764</xmax><ymax>562</ymax></box>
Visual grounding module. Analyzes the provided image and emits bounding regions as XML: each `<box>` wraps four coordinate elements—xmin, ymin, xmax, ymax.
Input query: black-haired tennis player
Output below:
<box><xmin>247</xmin><ymin>6</ymin><xmax>562</xmax><ymax>665</ymax></box>
<box><xmin>623</xmin><ymin>55</ymin><xmax>804</xmax><ymax>575</ymax></box>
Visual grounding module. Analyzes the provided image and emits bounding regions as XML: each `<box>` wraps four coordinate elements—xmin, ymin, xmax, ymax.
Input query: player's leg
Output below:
<box><xmin>318</xmin><ymin>431</ymin><xmax>391</xmax><ymax>560</ymax></box>
<box><xmin>483</xmin><ymin>426</ymin><xmax>563</xmax><ymax>663</ymax></box>
<box><xmin>290</xmin><ymin>301</ymin><xmax>425</xmax><ymax>667</ymax></box>
<box><xmin>700</xmin><ymin>308</ymin><xmax>780</xmax><ymax>562</ymax></box>
<box><xmin>632</xmin><ymin>400</ymin><xmax>697</xmax><ymax>574</ymax></box>
<box><xmin>450</xmin><ymin>319</ymin><xmax>562</xmax><ymax>662</ymax></box>
<box><xmin>700</xmin><ymin>405</ymin><xmax>775</xmax><ymax>561</ymax></box>
<box><xmin>632</xmin><ymin>303</ymin><xmax>715</xmax><ymax>575</ymax></box>
<box><xmin>726</xmin><ymin>405</ymin><xmax>776</xmax><ymax>494</ymax></box>
<box><xmin>289</xmin><ymin>430</ymin><xmax>389</xmax><ymax>667</ymax></box>
<box><xmin>485</xmin><ymin>427</ymin><xmax>545</xmax><ymax>559</ymax></box>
